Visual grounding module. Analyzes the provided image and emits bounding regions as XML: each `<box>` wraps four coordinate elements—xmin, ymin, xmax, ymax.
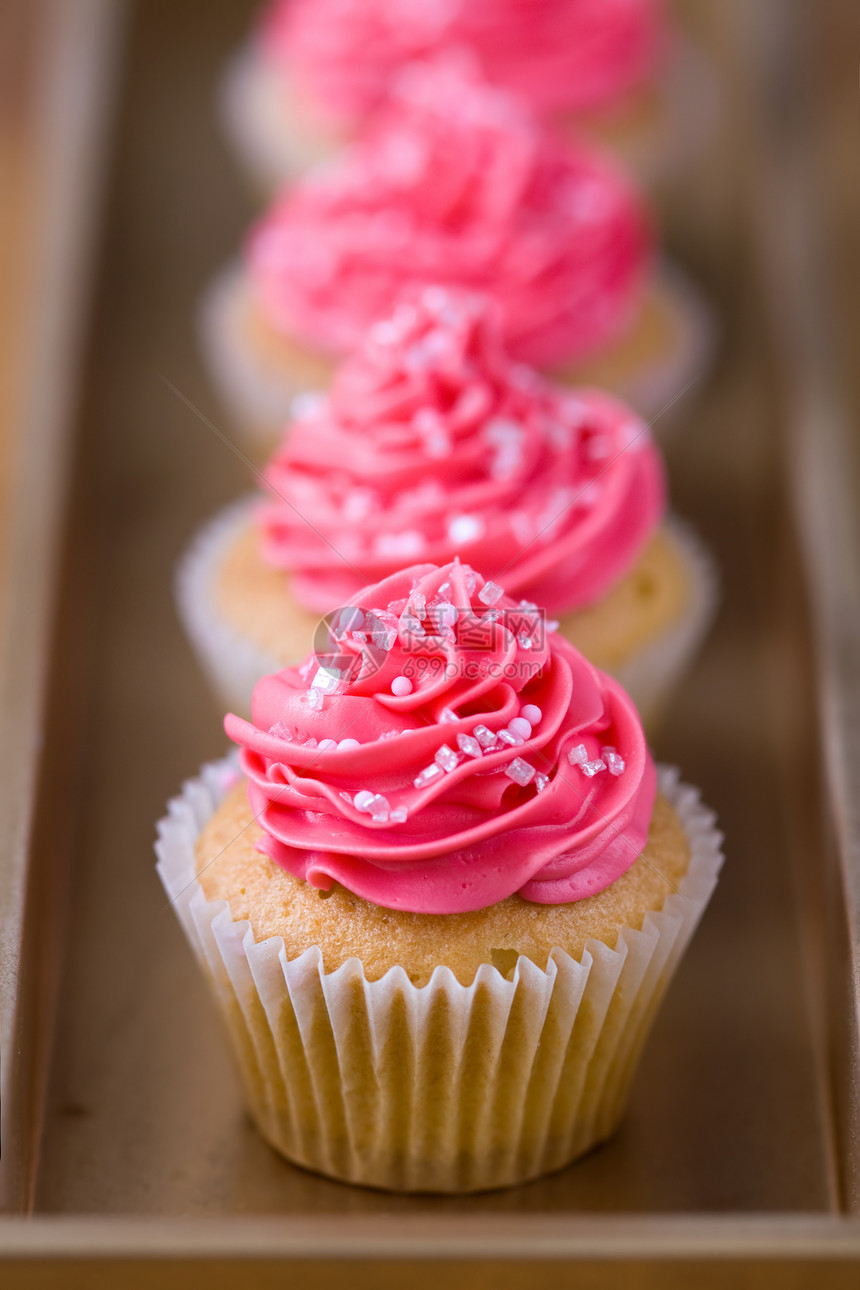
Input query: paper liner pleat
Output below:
<box><xmin>156</xmin><ymin>759</ymin><xmax>722</xmax><ymax>1192</ymax></box>
<box><xmin>177</xmin><ymin>502</ymin><xmax>716</xmax><ymax>730</ymax></box>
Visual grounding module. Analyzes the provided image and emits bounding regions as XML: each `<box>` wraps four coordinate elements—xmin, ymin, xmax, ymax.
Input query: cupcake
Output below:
<box><xmin>157</xmin><ymin>559</ymin><xmax>724</xmax><ymax>1192</ymax></box>
<box><xmin>203</xmin><ymin>58</ymin><xmax>713</xmax><ymax>450</ymax></box>
<box><xmin>182</xmin><ymin>290</ymin><xmax>715</xmax><ymax>723</ymax></box>
<box><xmin>221</xmin><ymin>0</ymin><xmax>717</xmax><ymax>193</ymax></box>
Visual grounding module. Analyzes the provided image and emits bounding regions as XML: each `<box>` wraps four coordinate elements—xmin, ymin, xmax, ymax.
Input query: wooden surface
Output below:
<box><xmin>1</xmin><ymin>0</ymin><xmax>860</xmax><ymax>1280</ymax></box>
<box><xmin>22</xmin><ymin>0</ymin><xmax>841</xmax><ymax>1215</ymax></box>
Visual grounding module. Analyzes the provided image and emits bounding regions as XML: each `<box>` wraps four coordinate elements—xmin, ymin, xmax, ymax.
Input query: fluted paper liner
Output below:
<box><xmin>175</xmin><ymin>497</ymin><xmax>282</xmax><ymax>715</ymax></box>
<box><xmin>175</xmin><ymin>501</ymin><xmax>717</xmax><ymax>726</ymax></box>
<box><xmin>198</xmin><ymin>260</ymin><xmax>715</xmax><ymax>454</ymax></box>
<box><xmin>156</xmin><ymin>759</ymin><xmax>723</xmax><ymax>1192</ymax></box>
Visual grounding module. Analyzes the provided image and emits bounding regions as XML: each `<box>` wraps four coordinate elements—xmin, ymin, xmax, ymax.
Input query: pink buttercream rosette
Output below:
<box><xmin>263</xmin><ymin>0</ymin><xmax>666</xmax><ymax>127</ymax></box>
<box><xmin>225</xmin><ymin>560</ymin><xmax>657</xmax><ymax>914</ymax></box>
<box><xmin>258</xmin><ymin>288</ymin><xmax>665</xmax><ymax>616</ymax></box>
<box><xmin>247</xmin><ymin>56</ymin><xmax>652</xmax><ymax>371</ymax></box>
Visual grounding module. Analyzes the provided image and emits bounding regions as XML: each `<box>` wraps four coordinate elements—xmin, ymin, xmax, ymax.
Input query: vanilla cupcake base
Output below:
<box><xmin>175</xmin><ymin>501</ymin><xmax>716</xmax><ymax>724</ymax></box>
<box><xmin>220</xmin><ymin>37</ymin><xmax>719</xmax><ymax>197</ymax></box>
<box><xmin>198</xmin><ymin>262</ymin><xmax>714</xmax><ymax>457</ymax></box>
<box><xmin>156</xmin><ymin>759</ymin><xmax>723</xmax><ymax>1193</ymax></box>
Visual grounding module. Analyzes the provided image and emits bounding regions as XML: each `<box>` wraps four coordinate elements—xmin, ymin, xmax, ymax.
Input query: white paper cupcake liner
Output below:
<box><xmin>609</xmin><ymin>515</ymin><xmax>718</xmax><ymax>729</ymax></box>
<box><xmin>198</xmin><ymin>264</ymin><xmax>329</xmax><ymax>456</ymax></box>
<box><xmin>175</xmin><ymin>497</ymin><xmax>284</xmax><ymax>715</ymax></box>
<box><xmin>618</xmin><ymin>262</ymin><xmax>717</xmax><ymax>435</ymax></box>
<box><xmin>219</xmin><ymin>42</ymin><xmax>335</xmax><ymax>194</ymax></box>
<box><xmin>199</xmin><ymin>261</ymin><xmax>715</xmax><ymax>455</ymax></box>
<box><xmin>176</xmin><ymin>500</ymin><xmax>717</xmax><ymax>727</ymax></box>
<box><xmin>156</xmin><ymin>758</ymin><xmax>723</xmax><ymax>1193</ymax></box>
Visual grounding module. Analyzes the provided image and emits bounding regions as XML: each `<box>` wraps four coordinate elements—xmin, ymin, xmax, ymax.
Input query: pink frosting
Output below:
<box><xmin>225</xmin><ymin>560</ymin><xmax>657</xmax><ymax>914</ymax></box>
<box><xmin>258</xmin><ymin>289</ymin><xmax>665</xmax><ymax>614</ymax></box>
<box><xmin>262</xmin><ymin>0</ymin><xmax>665</xmax><ymax>125</ymax></box>
<box><xmin>247</xmin><ymin>58</ymin><xmax>652</xmax><ymax>369</ymax></box>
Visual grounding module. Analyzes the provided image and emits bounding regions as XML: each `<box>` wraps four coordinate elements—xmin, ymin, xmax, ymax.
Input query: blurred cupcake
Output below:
<box><xmin>182</xmin><ymin>290</ymin><xmax>715</xmax><ymax>722</ymax></box>
<box><xmin>157</xmin><ymin>559</ymin><xmax>724</xmax><ymax>1193</ymax></box>
<box><xmin>221</xmin><ymin>0</ymin><xmax>717</xmax><ymax>192</ymax></box>
<box><xmin>203</xmin><ymin>58</ymin><xmax>713</xmax><ymax>450</ymax></box>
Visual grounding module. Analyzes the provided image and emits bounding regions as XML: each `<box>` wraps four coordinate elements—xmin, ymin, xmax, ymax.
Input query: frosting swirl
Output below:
<box><xmin>247</xmin><ymin>58</ymin><xmax>652</xmax><ymax>369</ymax></box>
<box><xmin>259</xmin><ymin>289</ymin><xmax>664</xmax><ymax>613</ymax></box>
<box><xmin>263</xmin><ymin>0</ymin><xmax>665</xmax><ymax>125</ymax></box>
<box><xmin>225</xmin><ymin>560</ymin><xmax>656</xmax><ymax>914</ymax></box>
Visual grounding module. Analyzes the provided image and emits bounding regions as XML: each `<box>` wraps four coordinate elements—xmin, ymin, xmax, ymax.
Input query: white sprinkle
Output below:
<box><xmin>485</xmin><ymin>417</ymin><xmax>522</xmax><ymax>443</ymax></box>
<box><xmin>508</xmin><ymin>716</ymin><xmax>532</xmax><ymax>739</ymax></box>
<box><xmin>433</xmin><ymin>603</ymin><xmax>459</xmax><ymax>633</ymax></box>
<box><xmin>546</xmin><ymin>620</ymin><xmax>560</xmax><ymax>633</ymax></box>
<box><xmin>318</xmin><ymin>738</ymin><xmax>337</xmax><ymax>751</ymax></box>
<box><xmin>389</xmin><ymin>806</ymin><xmax>408</xmax><ymax>824</ymax></box>
<box><xmin>291</xmin><ymin>391</ymin><xmax>324</xmax><ymax>420</ymax></box>
<box><xmin>374</xmin><ymin>531</ymin><xmax>425</xmax><ymax>559</ymax></box>
<box><xmin>337</xmin><ymin>738</ymin><xmax>360</xmax><ymax>751</ymax></box>
<box><xmin>535</xmin><ymin>772</ymin><xmax>549</xmax><ymax>793</ymax></box>
<box><xmin>505</xmin><ymin>758</ymin><xmax>536</xmax><ymax>786</ymax></box>
<box><xmin>370</xmin><ymin>319</ymin><xmax>398</xmax><ymax>345</ymax></box>
<box><xmin>311</xmin><ymin>665</ymin><xmax>343</xmax><ymax>694</ymax></box>
<box><xmin>602</xmin><ymin>746</ymin><xmax>626</xmax><ymax>776</ymax></box>
<box><xmin>518</xmin><ymin>600</ymin><xmax>539</xmax><ymax>613</ymax></box>
<box><xmin>518</xmin><ymin>634</ymin><xmax>533</xmax><ymax>650</ymax></box>
<box><xmin>497</xmin><ymin>727</ymin><xmax>524</xmax><ymax>747</ymax></box>
<box><xmin>510</xmin><ymin>511</ymin><xmax>534</xmax><ymax>545</ymax></box>
<box><xmin>353</xmin><ymin>790</ymin><xmax>376</xmax><ymax>812</ymax></box>
<box><xmin>434</xmin><ymin>744</ymin><xmax>460</xmax><ymax>773</ymax></box>
<box><xmin>330</xmin><ymin>606</ymin><xmax>364</xmax><ymax>637</ymax></box>
<box><xmin>366</xmin><ymin>609</ymin><xmax>399</xmax><ymax>651</ymax></box>
<box><xmin>367</xmin><ymin>793</ymin><xmax>391</xmax><ymax>822</ymax></box>
<box><xmin>268</xmin><ymin>721</ymin><xmax>292</xmax><ymax>740</ymax></box>
<box><xmin>302</xmin><ymin>688</ymin><xmax>324</xmax><ymax>711</ymax></box>
<box><xmin>580</xmin><ymin>759</ymin><xmax>607</xmax><ymax>778</ymax></box>
<box><xmin>342</xmin><ymin>488</ymin><xmax>377</xmax><ymax>521</ymax></box>
<box><xmin>567</xmin><ymin>744</ymin><xmax>588</xmax><ymax>766</ymax></box>
<box><xmin>473</xmin><ymin>724</ymin><xmax>497</xmax><ymax>748</ymax></box>
<box><xmin>521</xmin><ymin>704</ymin><xmax>542</xmax><ymax>725</ymax></box>
<box><xmin>439</xmin><ymin>706</ymin><xmax>458</xmax><ymax>723</ymax></box>
<box><xmin>478</xmin><ymin>580</ymin><xmax>504</xmax><ymax>606</ymax></box>
<box><xmin>391</xmin><ymin>675</ymin><xmax>413</xmax><ymax>697</ymax></box>
<box><xmin>414</xmin><ymin>763</ymin><xmax>444</xmax><ymax>789</ymax></box>
<box><xmin>448</xmin><ymin>515</ymin><xmax>484</xmax><ymax>544</ymax></box>
<box><xmin>302</xmin><ymin>736</ymin><xmax>318</xmax><ymax>749</ymax></box>
<box><xmin>398</xmin><ymin>612</ymin><xmax>425</xmax><ymax>642</ymax></box>
<box><xmin>457</xmin><ymin>733</ymin><xmax>482</xmax><ymax>758</ymax></box>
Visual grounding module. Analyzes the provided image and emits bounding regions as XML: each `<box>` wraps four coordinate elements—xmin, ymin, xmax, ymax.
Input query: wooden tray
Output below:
<box><xmin>2</xmin><ymin>0</ymin><xmax>860</xmax><ymax>1282</ymax></box>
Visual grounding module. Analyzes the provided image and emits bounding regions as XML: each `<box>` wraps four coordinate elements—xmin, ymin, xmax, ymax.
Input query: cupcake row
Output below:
<box><xmin>157</xmin><ymin>0</ymin><xmax>725</xmax><ymax>1196</ymax></box>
